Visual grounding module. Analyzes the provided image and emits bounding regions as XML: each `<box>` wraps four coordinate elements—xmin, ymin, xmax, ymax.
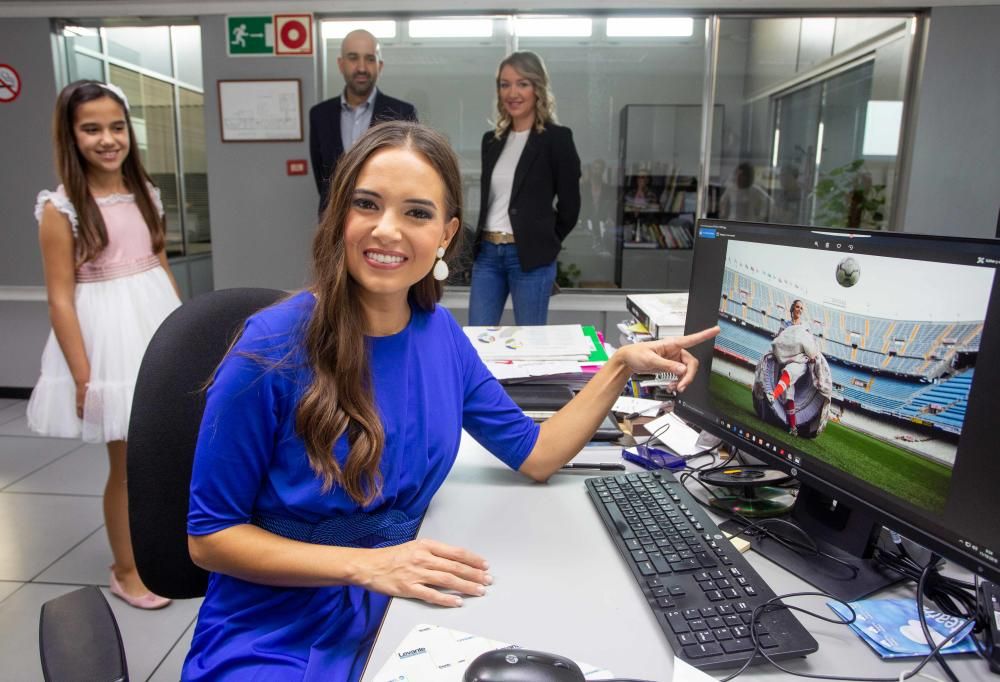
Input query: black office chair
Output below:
<box><xmin>38</xmin><ymin>287</ymin><xmax>286</xmax><ymax>681</ymax></box>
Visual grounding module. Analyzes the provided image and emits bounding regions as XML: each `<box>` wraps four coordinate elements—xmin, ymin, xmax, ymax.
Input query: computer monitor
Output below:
<box><xmin>676</xmin><ymin>219</ymin><xmax>1000</xmax><ymax>600</ymax></box>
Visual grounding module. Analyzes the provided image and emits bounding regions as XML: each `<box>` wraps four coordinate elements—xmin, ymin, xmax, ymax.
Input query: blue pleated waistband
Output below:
<box><xmin>252</xmin><ymin>509</ymin><xmax>422</xmax><ymax>549</ymax></box>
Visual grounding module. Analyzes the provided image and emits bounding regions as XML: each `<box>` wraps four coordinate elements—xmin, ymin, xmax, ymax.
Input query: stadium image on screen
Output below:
<box><xmin>709</xmin><ymin>240</ymin><xmax>993</xmax><ymax>516</ymax></box>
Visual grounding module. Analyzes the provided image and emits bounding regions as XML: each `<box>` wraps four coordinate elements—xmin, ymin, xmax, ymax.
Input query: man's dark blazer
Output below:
<box><xmin>476</xmin><ymin>123</ymin><xmax>581</xmax><ymax>272</ymax></box>
<box><xmin>309</xmin><ymin>91</ymin><xmax>417</xmax><ymax>211</ymax></box>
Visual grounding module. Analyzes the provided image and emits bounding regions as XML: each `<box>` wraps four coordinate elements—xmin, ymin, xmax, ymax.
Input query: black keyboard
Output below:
<box><xmin>587</xmin><ymin>470</ymin><xmax>818</xmax><ymax>670</ymax></box>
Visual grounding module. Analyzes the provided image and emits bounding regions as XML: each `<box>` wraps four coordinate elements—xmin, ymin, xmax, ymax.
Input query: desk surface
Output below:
<box><xmin>361</xmin><ymin>436</ymin><xmax>993</xmax><ymax>681</ymax></box>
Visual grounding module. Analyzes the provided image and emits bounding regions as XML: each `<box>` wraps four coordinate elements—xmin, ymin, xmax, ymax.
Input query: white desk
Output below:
<box><xmin>361</xmin><ymin>435</ymin><xmax>993</xmax><ymax>681</ymax></box>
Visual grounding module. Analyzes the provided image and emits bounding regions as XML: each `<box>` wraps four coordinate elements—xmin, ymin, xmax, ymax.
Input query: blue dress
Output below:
<box><xmin>183</xmin><ymin>291</ymin><xmax>539</xmax><ymax>681</ymax></box>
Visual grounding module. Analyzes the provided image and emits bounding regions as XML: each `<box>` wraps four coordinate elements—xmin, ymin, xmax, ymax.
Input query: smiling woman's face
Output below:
<box><xmin>343</xmin><ymin>146</ymin><xmax>458</xmax><ymax>308</ymax></box>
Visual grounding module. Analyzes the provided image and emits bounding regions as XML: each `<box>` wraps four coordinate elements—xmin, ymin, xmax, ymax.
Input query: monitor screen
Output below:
<box><xmin>675</xmin><ymin>219</ymin><xmax>1000</xmax><ymax>588</ymax></box>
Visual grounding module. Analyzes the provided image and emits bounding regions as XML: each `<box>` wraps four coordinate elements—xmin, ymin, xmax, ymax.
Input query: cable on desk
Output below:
<box><xmin>718</xmin><ymin>591</ymin><xmax>974</xmax><ymax>682</ymax></box>
<box><xmin>675</xmin><ymin>464</ymin><xmax>860</xmax><ymax>578</ymax></box>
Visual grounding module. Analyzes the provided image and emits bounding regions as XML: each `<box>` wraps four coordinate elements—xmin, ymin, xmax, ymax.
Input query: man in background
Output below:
<box><xmin>309</xmin><ymin>29</ymin><xmax>418</xmax><ymax>212</ymax></box>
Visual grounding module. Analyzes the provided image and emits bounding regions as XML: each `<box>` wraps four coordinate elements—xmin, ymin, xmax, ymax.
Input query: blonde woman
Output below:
<box><xmin>469</xmin><ymin>51</ymin><xmax>581</xmax><ymax>325</ymax></box>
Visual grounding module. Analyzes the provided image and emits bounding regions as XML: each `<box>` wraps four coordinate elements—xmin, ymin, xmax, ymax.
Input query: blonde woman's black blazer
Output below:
<box><xmin>476</xmin><ymin>122</ymin><xmax>582</xmax><ymax>272</ymax></box>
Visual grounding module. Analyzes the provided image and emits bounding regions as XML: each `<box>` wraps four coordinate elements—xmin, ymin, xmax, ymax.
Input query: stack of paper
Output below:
<box><xmin>463</xmin><ymin>324</ymin><xmax>609</xmax><ymax>385</ymax></box>
<box><xmin>372</xmin><ymin>623</ymin><xmax>613</xmax><ymax>681</ymax></box>
<box><xmin>625</xmin><ymin>292</ymin><xmax>689</xmax><ymax>339</ymax></box>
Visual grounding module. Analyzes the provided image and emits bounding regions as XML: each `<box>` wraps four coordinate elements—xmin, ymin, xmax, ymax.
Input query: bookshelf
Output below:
<box><xmin>614</xmin><ymin>104</ymin><xmax>723</xmax><ymax>289</ymax></box>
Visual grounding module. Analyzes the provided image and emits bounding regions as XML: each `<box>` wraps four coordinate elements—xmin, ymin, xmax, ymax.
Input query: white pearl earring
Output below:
<box><xmin>433</xmin><ymin>246</ymin><xmax>449</xmax><ymax>281</ymax></box>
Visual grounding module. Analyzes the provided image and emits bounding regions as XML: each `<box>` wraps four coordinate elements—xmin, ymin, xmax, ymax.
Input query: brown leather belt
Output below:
<box><xmin>481</xmin><ymin>231</ymin><xmax>516</xmax><ymax>245</ymax></box>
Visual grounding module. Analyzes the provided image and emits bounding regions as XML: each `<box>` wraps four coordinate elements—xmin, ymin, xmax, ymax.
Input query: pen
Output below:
<box><xmin>560</xmin><ymin>463</ymin><xmax>627</xmax><ymax>471</ymax></box>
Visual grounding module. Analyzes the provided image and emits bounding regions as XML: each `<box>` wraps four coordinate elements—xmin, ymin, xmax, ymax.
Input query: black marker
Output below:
<box><xmin>560</xmin><ymin>463</ymin><xmax>626</xmax><ymax>471</ymax></box>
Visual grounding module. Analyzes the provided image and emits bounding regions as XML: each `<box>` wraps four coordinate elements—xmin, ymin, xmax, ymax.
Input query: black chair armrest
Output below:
<box><xmin>39</xmin><ymin>586</ymin><xmax>128</xmax><ymax>682</ymax></box>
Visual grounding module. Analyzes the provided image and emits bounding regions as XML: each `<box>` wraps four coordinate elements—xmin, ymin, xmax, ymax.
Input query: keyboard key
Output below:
<box><xmin>713</xmin><ymin>628</ymin><xmax>733</xmax><ymax>641</ymax></box>
<box><xmin>757</xmin><ymin>634</ymin><xmax>779</xmax><ymax>649</ymax></box>
<box><xmin>732</xmin><ymin>625</ymin><xmax>750</xmax><ymax>638</ymax></box>
<box><xmin>724</xmin><ymin>615</ymin><xmax>741</xmax><ymax>627</ymax></box>
<box><xmin>670</xmin><ymin>559</ymin><xmax>699</xmax><ymax>571</ymax></box>
<box><xmin>710</xmin><ymin>570</ymin><xmax>725</xmax><ymax>579</ymax></box>
<box><xmin>744</xmin><ymin>586</ymin><xmax>758</xmax><ymax>597</ymax></box>
<box><xmin>706</xmin><ymin>616</ymin><xmax>725</xmax><ymax>629</ymax></box>
<box><xmin>650</xmin><ymin>555</ymin><xmax>672</xmax><ymax>574</ymax></box>
<box><xmin>666</xmin><ymin>611</ymin><xmax>690</xmax><ymax>634</ymax></box>
<box><xmin>657</xmin><ymin>597</ymin><xmax>675</xmax><ymax>608</ymax></box>
<box><xmin>677</xmin><ymin>632</ymin><xmax>697</xmax><ymax>646</ymax></box>
<box><xmin>683</xmin><ymin>608</ymin><xmax>701</xmax><ymax>620</ymax></box>
<box><xmin>723</xmin><ymin>588</ymin><xmax>739</xmax><ymax>599</ymax></box>
<box><xmin>683</xmin><ymin>643</ymin><xmax>723</xmax><ymax>659</ymax></box>
<box><xmin>717</xmin><ymin>604</ymin><xmax>735</xmax><ymax>615</ymax></box>
<box><xmin>637</xmin><ymin>561</ymin><xmax>655</xmax><ymax>576</ymax></box>
<box><xmin>722</xmin><ymin>638</ymin><xmax>755</xmax><ymax>654</ymax></box>
<box><xmin>694</xmin><ymin>571</ymin><xmax>712</xmax><ymax>582</ymax></box>
<box><xmin>696</xmin><ymin>631</ymin><xmax>715</xmax><ymax>644</ymax></box>
<box><xmin>688</xmin><ymin>619</ymin><xmax>708</xmax><ymax>632</ymax></box>
<box><xmin>631</xmin><ymin>549</ymin><xmax>648</xmax><ymax>562</ymax></box>
<box><xmin>668</xmin><ymin>585</ymin><xmax>686</xmax><ymax>596</ymax></box>
<box><xmin>646</xmin><ymin>577</ymin><xmax>662</xmax><ymax>588</ymax></box>
<box><xmin>706</xmin><ymin>590</ymin><xmax>724</xmax><ymax>602</ymax></box>
<box><xmin>699</xmin><ymin>607</ymin><xmax>717</xmax><ymax>617</ymax></box>
<box><xmin>696</xmin><ymin>552</ymin><xmax>717</xmax><ymax>567</ymax></box>
<box><xmin>734</xmin><ymin>601</ymin><xmax>752</xmax><ymax>613</ymax></box>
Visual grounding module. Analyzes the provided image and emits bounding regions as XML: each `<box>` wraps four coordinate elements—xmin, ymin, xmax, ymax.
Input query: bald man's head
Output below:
<box><xmin>338</xmin><ymin>30</ymin><xmax>383</xmax><ymax>105</ymax></box>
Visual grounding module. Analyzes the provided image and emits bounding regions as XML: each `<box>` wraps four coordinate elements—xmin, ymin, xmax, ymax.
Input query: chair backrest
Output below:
<box><xmin>127</xmin><ymin>287</ymin><xmax>286</xmax><ymax>598</ymax></box>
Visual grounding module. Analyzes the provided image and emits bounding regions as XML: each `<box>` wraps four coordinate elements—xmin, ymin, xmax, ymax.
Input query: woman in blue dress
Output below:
<box><xmin>183</xmin><ymin>121</ymin><xmax>718</xmax><ymax>681</ymax></box>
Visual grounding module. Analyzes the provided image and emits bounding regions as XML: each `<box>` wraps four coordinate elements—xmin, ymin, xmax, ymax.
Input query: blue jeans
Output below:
<box><xmin>468</xmin><ymin>242</ymin><xmax>557</xmax><ymax>326</ymax></box>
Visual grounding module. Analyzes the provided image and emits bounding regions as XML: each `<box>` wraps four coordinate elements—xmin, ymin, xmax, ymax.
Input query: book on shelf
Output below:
<box><xmin>625</xmin><ymin>292</ymin><xmax>689</xmax><ymax>339</ymax></box>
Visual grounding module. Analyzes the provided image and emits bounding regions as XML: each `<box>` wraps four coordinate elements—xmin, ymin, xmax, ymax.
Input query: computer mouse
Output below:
<box><xmin>463</xmin><ymin>648</ymin><xmax>586</xmax><ymax>682</ymax></box>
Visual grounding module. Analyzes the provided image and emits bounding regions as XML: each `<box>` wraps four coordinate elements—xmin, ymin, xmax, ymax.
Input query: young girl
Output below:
<box><xmin>28</xmin><ymin>80</ymin><xmax>182</xmax><ymax>609</ymax></box>
<box><xmin>182</xmin><ymin>121</ymin><xmax>716</xmax><ymax>680</ymax></box>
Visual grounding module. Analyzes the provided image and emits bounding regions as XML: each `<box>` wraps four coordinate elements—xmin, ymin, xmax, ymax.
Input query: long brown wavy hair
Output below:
<box><xmin>53</xmin><ymin>80</ymin><xmax>165</xmax><ymax>264</ymax></box>
<box><xmin>300</xmin><ymin>121</ymin><xmax>463</xmax><ymax>505</ymax></box>
<box><xmin>493</xmin><ymin>51</ymin><xmax>557</xmax><ymax>139</ymax></box>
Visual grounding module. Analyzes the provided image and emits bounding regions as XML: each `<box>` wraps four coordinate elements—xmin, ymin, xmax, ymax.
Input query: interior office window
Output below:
<box><xmin>110</xmin><ymin>66</ymin><xmax>182</xmax><ymax>254</ymax></box>
<box><xmin>60</xmin><ymin>23</ymin><xmax>208</xmax><ymax>257</ymax></box>
<box><xmin>172</xmin><ymin>25</ymin><xmax>204</xmax><ymax>89</ymax></box>
<box><xmin>321</xmin><ymin>17</ymin><xmax>509</xmax><ymax>285</ymax></box>
<box><xmin>520</xmin><ymin>16</ymin><xmax>708</xmax><ymax>290</ymax></box>
<box><xmin>713</xmin><ymin>16</ymin><xmax>915</xmax><ymax>230</ymax></box>
<box><xmin>179</xmin><ymin>88</ymin><xmax>209</xmax><ymax>254</ymax></box>
<box><xmin>105</xmin><ymin>26</ymin><xmax>173</xmax><ymax>77</ymax></box>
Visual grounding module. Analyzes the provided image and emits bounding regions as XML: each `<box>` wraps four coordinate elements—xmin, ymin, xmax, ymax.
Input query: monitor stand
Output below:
<box><xmin>720</xmin><ymin>484</ymin><xmax>905</xmax><ymax>602</ymax></box>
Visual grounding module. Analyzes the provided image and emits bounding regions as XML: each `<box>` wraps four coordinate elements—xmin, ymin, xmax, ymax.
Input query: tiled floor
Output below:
<box><xmin>0</xmin><ymin>398</ymin><xmax>201</xmax><ymax>681</ymax></box>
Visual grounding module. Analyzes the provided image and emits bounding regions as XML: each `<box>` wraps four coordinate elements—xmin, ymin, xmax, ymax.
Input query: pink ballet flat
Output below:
<box><xmin>108</xmin><ymin>570</ymin><xmax>171</xmax><ymax>610</ymax></box>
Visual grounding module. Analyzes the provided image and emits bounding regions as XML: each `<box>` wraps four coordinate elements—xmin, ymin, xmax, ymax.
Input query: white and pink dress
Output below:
<box><xmin>27</xmin><ymin>185</ymin><xmax>181</xmax><ymax>443</ymax></box>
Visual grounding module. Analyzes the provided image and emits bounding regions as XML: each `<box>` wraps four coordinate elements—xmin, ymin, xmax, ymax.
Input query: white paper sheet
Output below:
<box><xmin>643</xmin><ymin>411</ymin><xmax>703</xmax><ymax>457</ymax></box>
<box><xmin>372</xmin><ymin>623</ymin><xmax>613</xmax><ymax>681</ymax></box>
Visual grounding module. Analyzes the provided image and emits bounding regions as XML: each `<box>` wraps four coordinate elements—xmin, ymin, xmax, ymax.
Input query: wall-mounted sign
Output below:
<box><xmin>227</xmin><ymin>14</ymin><xmax>313</xmax><ymax>57</ymax></box>
<box><xmin>227</xmin><ymin>16</ymin><xmax>274</xmax><ymax>56</ymax></box>
<box><xmin>0</xmin><ymin>64</ymin><xmax>22</xmax><ymax>103</ymax></box>
<box><xmin>275</xmin><ymin>15</ymin><xmax>313</xmax><ymax>56</ymax></box>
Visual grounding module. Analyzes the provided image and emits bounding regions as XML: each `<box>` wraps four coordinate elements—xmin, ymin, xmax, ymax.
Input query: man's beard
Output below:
<box><xmin>347</xmin><ymin>74</ymin><xmax>375</xmax><ymax>99</ymax></box>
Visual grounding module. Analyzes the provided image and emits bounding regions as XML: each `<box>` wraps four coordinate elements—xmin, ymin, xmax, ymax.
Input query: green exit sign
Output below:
<box><xmin>227</xmin><ymin>16</ymin><xmax>274</xmax><ymax>56</ymax></box>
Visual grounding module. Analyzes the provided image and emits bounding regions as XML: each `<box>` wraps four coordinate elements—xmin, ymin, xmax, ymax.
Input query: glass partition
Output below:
<box><xmin>317</xmin><ymin>12</ymin><xmax>918</xmax><ymax>290</ymax></box>
<box><xmin>714</xmin><ymin>16</ymin><xmax>914</xmax><ymax>231</ymax></box>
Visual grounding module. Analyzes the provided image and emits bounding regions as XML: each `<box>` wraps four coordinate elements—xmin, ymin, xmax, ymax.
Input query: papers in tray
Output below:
<box><xmin>371</xmin><ymin>623</ymin><xmax>614</xmax><ymax>681</ymax></box>
<box><xmin>827</xmin><ymin>598</ymin><xmax>977</xmax><ymax>658</ymax></box>
<box><xmin>464</xmin><ymin>324</ymin><xmax>608</xmax><ymax>384</ymax></box>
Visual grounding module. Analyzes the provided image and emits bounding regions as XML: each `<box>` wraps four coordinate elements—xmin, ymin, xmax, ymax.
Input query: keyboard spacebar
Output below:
<box><xmin>605</xmin><ymin>503</ymin><xmax>634</xmax><ymax>540</ymax></box>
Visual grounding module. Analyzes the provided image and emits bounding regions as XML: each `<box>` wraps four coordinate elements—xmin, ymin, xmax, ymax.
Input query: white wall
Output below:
<box><xmin>902</xmin><ymin>5</ymin><xmax>1000</xmax><ymax>238</ymax></box>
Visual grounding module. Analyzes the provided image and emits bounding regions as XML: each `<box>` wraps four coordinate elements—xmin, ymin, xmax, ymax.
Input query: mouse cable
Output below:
<box><xmin>717</xmin><ymin>590</ymin><xmax>973</xmax><ymax>682</ymax></box>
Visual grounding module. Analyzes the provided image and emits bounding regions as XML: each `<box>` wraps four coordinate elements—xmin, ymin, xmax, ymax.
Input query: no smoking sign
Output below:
<box><xmin>275</xmin><ymin>15</ymin><xmax>313</xmax><ymax>56</ymax></box>
<box><xmin>0</xmin><ymin>64</ymin><xmax>22</xmax><ymax>103</ymax></box>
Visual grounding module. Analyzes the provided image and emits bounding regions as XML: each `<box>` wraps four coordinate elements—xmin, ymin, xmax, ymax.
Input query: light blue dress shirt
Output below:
<box><xmin>340</xmin><ymin>87</ymin><xmax>378</xmax><ymax>152</ymax></box>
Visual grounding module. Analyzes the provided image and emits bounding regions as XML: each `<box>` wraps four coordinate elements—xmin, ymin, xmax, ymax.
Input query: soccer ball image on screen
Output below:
<box><xmin>836</xmin><ymin>257</ymin><xmax>861</xmax><ymax>287</ymax></box>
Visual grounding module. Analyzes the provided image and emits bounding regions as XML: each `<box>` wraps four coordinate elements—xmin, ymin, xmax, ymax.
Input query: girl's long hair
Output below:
<box><xmin>301</xmin><ymin>121</ymin><xmax>463</xmax><ymax>505</ymax></box>
<box><xmin>53</xmin><ymin>80</ymin><xmax>165</xmax><ymax>264</ymax></box>
<box><xmin>493</xmin><ymin>51</ymin><xmax>557</xmax><ymax>139</ymax></box>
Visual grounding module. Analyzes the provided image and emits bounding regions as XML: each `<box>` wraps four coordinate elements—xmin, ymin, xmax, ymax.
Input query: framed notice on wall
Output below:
<box><xmin>217</xmin><ymin>78</ymin><xmax>302</xmax><ymax>142</ymax></box>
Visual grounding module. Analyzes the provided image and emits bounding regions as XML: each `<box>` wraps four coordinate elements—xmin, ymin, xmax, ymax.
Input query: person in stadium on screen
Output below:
<box><xmin>767</xmin><ymin>299</ymin><xmax>819</xmax><ymax>436</ymax></box>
